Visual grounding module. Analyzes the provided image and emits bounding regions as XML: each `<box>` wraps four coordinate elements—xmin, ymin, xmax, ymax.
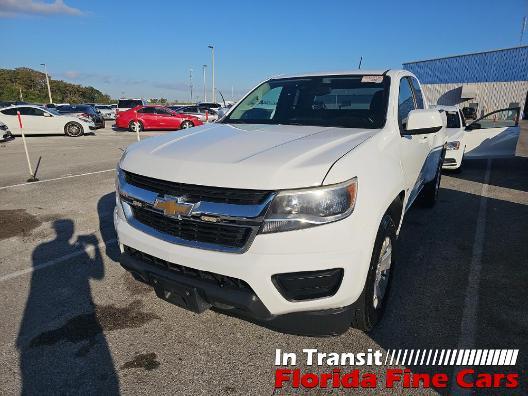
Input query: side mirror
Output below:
<box><xmin>404</xmin><ymin>109</ymin><xmax>443</xmax><ymax>135</ymax></box>
<box><xmin>43</xmin><ymin>112</ymin><xmax>52</xmax><ymax>117</ymax></box>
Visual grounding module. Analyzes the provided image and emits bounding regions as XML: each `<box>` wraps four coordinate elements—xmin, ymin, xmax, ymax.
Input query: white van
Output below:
<box><xmin>117</xmin><ymin>98</ymin><xmax>147</xmax><ymax>115</ymax></box>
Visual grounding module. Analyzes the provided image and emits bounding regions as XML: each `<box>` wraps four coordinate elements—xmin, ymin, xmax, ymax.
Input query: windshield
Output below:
<box><xmin>46</xmin><ymin>108</ymin><xmax>61</xmax><ymax>115</ymax></box>
<box><xmin>223</xmin><ymin>75</ymin><xmax>389</xmax><ymax>128</ymax></box>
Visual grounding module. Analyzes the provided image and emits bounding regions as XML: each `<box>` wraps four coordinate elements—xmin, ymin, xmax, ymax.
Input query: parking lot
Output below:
<box><xmin>0</xmin><ymin>122</ymin><xmax>527</xmax><ymax>395</ymax></box>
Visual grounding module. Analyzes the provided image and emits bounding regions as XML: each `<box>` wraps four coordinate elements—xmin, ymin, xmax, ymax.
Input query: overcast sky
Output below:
<box><xmin>1</xmin><ymin>0</ymin><xmax>527</xmax><ymax>101</ymax></box>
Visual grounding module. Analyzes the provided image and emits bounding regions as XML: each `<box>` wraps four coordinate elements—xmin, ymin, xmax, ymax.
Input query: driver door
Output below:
<box><xmin>137</xmin><ymin>107</ymin><xmax>157</xmax><ymax>129</ymax></box>
<box><xmin>397</xmin><ymin>77</ymin><xmax>431</xmax><ymax>207</ymax></box>
<box><xmin>18</xmin><ymin>107</ymin><xmax>51</xmax><ymax>134</ymax></box>
<box><xmin>464</xmin><ymin>108</ymin><xmax>520</xmax><ymax>158</ymax></box>
<box><xmin>155</xmin><ymin>107</ymin><xmax>179</xmax><ymax>129</ymax></box>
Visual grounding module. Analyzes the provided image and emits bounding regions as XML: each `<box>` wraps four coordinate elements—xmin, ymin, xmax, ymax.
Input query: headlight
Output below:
<box><xmin>446</xmin><ymin>141</ymin><xmax>461</xmax><ymax>150</ymax></box>
<box><xmin>260</xmin><ymin>178</ymin><xmax>357</xmax><ymax>234</ymax></box>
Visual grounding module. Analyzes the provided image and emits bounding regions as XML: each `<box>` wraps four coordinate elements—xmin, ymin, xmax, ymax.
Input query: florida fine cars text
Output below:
<box><xmin>273</xmin><ymin>349</ymin><xmax>520</xmax><ymax>390</ymax></box>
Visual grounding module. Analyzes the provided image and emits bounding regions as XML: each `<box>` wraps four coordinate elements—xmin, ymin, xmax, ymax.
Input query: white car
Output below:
<box><xmin>431</xmin><ymin>105</ymin><xmax>467</xmax><ymax>170</ymax></box>
<box><xmin>95</xmin><ymin>104</ymin><xmax>116</xmax><ymax>120</ymax></box>
<box><xmin>117</xmin><ymin>98</ymin><xmax>147</xmax><ymax>115</ymax></box>
<box><xmin>0</xmin><ymin>105</ymin><xmax>95</xmax><ymax>137</ymax></box>
<box><xmin>114</xmin><ymin>70</ymin><xmax>520</xmax><ymax>336</ymax></box>
<box><xmin>171</xmin><ymin>106</ymin><xmax>219</xmax><ymax>122</ymax></box>
<box><xmin>432</xmin><ymin>105</ymin><xmax>521</xmax><ymax>171</ymax></box>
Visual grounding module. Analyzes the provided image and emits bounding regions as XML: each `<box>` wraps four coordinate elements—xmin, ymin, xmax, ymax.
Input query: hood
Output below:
<box><xmin>121</xmin><ymin>123</ymin><xmax>377</xmax><ymax>190</ymax></box>
<box><xmin>445</xmin><ymin>127</ymin><xmax>465</xmax><ymax>142</ymax></box>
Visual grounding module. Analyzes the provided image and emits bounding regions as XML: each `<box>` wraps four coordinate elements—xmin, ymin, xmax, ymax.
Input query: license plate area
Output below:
<box><xmin>151</xmin><ymin>276</ymin><xmax>211</xmax><ymax>313</ymax></box>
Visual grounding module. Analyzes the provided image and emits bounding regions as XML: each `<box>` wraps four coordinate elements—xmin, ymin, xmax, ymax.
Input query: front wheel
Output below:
<box><xmin>180</xmin><ymin>120</ymin><xmax>194</xmax><ymax>129</ymax></box>
<box><xmin>129</xmin><ymin>121</ymin><xmax>143</xmax><ymax>132</ymax></box>
<box><xmin>64</xmin><ymin>122</ymin><xmax>84</xmax><ymax>137</ymax></box>
<box><xmin>418</xmin><ymin>154</ymin><xmax>443</xmax><ymax>208</ymax></box>
<box><xmin>351</xmin><ymin>214</ymin><xmax>396</xmax><ymax>331</ymax></box>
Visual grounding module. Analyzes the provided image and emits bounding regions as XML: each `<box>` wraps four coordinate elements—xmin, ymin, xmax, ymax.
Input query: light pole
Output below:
<box><xmin>208</xmin><ymin>45</ymin><xmax>215</xmax><ymax>103</ymax></box>
<box><xmin>40</xmin><ymin>63</ymin><xmax>52</xmax><ymax>104</ymax></box>
<box><xmin>202</xmin><ymin>64</ymin><xmax>207</xmax><ymax>102</ymax></box>
<box><xmin>189</xmin><ymin>68</ymin><xmax>193</xmax><ymax>103</ymax></box>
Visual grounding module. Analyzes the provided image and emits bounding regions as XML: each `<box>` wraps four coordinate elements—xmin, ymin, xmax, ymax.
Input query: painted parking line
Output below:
<box><xmin>0</xmin><ymin>238</ymin><xmax>118</xmax><ymax>282</ymax></box>
<box><xmin>451</xmin><ymin>158</ymin><xmax>492</xmax><ymax>393</ymax></box>
<box><xmin>0</xmin><ymin>169</ymin><xmax>115</xmax><ymax>190</ymax></box>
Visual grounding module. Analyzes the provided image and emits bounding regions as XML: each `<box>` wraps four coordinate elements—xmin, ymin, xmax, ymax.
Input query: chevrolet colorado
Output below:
<box><xmin>114</xmin><ymin>70</ymin><xmax>447</xmax><ymax>336</ymax></box>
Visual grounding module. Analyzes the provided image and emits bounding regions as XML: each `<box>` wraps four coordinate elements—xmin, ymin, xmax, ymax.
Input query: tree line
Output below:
<box><xmin>0</xmin><ymin>67</ymin><xmax>112</xmax><ymax>104</ymax></box>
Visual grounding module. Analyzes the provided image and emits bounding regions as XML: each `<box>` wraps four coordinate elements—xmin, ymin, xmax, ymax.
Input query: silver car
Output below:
<box><xmin>170</xmin><ymin>105</ymin><xmax>219</xmax><ymax>122</ymax></box>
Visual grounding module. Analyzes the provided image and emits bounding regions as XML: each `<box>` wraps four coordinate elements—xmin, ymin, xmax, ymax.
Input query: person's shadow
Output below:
<box><xmin>16</xmin><ymin>219</ymin><xmax>119</xmax><ymax>394</ymax></box>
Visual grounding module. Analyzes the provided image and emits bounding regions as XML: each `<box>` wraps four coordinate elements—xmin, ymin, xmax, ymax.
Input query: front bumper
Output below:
<box><xmin>1</xmin><ymin>130</ymin><xmax>14</xmax><ymax>143</ymax></box>
<box><xmin>114</xmin><ymin>194</ymin><xmax>373</xmax><ymax>321</ymax></box>
<box><xmin>119</xmin><ymin>247</ymin><xmax>353</xmax><ymax>336</ymax></box>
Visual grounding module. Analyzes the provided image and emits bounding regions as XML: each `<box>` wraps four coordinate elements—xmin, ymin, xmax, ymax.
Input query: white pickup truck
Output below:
<box><xmin>114</xmin><ymin>70</ymin><xmax>448</xmax><ymax>336</ymax></box>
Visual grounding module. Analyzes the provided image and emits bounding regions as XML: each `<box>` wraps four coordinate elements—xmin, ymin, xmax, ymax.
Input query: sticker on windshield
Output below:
<box><xmin>361</xmin><ymin>76</ymin><xmax>383</xmax><ymax>83</ymax></box>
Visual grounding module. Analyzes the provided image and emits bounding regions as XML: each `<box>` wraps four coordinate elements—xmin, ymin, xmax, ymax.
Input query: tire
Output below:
<box><xmin>351</xmin><ymin>214</ymin><xmax>397</xmax><ymax>331</ymax></box>
<box><xmin>418</xmin><ymin>150</ymin><xmax>444</xmax><ymax>208</ymax></box>
<box><xmin>64</xmin><ymin>122</ymin><xmax>84</xmax><ymax>137</ymax></box>
<box><xmin>180</xmin><ymin>120</ymin><xmax>194</xmax><ymax>129</ymax></box>
<box><xmin>129</xmin><ymin>121</ymin><xmax>143</xmax><ymax>132</ymax></box>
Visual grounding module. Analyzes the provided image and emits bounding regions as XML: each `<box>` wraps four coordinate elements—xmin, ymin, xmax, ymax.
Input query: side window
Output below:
<box><xmin>17</xmin><ymin>107</ymin><xmax>33</xmax><ymax>116</ymax></box>
<box><xmin>445</xmin><ymin>111</ymin><xmax>461</xmax><ymax>128</ymax></box>
<box><xmin>410</xmin><ymin>77</ymin><xmax>424</xmax><ymax>109</ymax></box>
<box><xmin>155</xmin><ymin>107</ymin><xmax>172</xmax><ymax>115</ymax></box>
<box><xmin>138</xmin><ymin>107</ymin><xmax>155</xmax><ymax>114</ymax></box>
<box><xmin>1</xmin><ymin>108</ymin><xmax>18</xmax><ymax>115</ymax></box>
<box><xmin>31</xmin><ymin>108</ymin><xmax>45</xmax><ymax>116</ymax></box>
<box><xmin>398</xmin><ymin>78</ymin><xmax>416</xmax><ymax>131</ymax></box>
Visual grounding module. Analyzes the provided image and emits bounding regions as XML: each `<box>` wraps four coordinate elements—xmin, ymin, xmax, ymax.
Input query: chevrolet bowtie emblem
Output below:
<box><xmin>153</xmin><ymin>196</ymin><xmax>194</xmax><ymax>218</ymax></box>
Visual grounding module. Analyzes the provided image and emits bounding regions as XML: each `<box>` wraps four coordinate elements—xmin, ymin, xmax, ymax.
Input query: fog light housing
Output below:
<box><xmin>272</xmin><ymin>268</ymin><xmax>344</xmax><ymax>301</ymax></box>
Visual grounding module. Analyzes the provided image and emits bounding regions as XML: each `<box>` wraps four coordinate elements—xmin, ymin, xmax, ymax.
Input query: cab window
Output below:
<box><xmin>410</xmin><ymin>77</ymin><xmax>424</xmax><ymax>109</ymax></box>
<box><xmin>398</xmin><ymin>77</ymin><xmax>416</xmax><ymax>131</ymax></box>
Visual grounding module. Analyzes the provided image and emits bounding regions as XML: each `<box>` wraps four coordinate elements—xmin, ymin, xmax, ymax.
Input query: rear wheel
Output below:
<box><xmin>180</xmin><ymin>120</ymin><xmax>194</xmax><ymax>129</ymax></box>
<box><xmin>64</xmin><ymin>122</ymin><xmax>84</xmax><ymax>137</ymax></box>
<box><xmin>351</xmin><ymin>214</ymin><xmax>396</xmax><ymax>331</ymax></box>
<box><xmin>129</xmin><ymin>121</ymin><xmax>143</xmax><ymax>132</ymax></box>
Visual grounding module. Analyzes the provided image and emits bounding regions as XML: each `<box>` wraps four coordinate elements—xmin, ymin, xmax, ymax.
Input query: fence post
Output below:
<box><xmin>17</xmin><ymin>111</ymin><xmax>38</xmax><ymax>182</ymax></box>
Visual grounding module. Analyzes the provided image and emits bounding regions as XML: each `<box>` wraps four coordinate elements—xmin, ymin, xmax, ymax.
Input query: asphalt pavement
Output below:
<box><xmin>0</xmin><ymin>122</ymin><xmax>526</xmax><ymax>395</ymax></box>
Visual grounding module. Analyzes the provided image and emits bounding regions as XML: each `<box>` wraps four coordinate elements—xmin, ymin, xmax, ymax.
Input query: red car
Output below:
<box><xmin>115</xmin><ymin>105</ymin><xmax>203</xmax><ymax>131</ymax></box>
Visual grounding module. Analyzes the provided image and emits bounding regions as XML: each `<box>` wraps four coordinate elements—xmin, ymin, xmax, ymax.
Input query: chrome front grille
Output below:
<box><xmin>124</xmin><ymin>171</ymin><xmax>272</xmax><ymax>205</ymax></box>
<box><xmin>132</xmin><ymin>205</ymin><xmax>252</xmax><ymax>249</ymax></box>
<box><xmin>118</xmin><ymin>170</ymin><xmax>275</xmax><ymax>253</ymax></box>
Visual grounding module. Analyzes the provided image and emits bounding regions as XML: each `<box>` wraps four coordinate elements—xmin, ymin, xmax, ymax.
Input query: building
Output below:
<box><xmin>403</xmin><ymin>46</ymin><xmax>528</xmax><ymax>118</ymax></box>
